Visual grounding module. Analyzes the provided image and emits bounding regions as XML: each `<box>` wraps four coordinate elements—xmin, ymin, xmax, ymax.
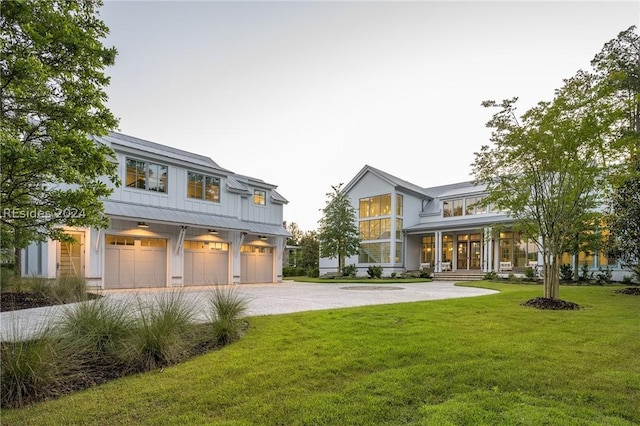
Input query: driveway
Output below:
<box><xmin>1</xmin><ymin>281</ymin><xmax>497</xmax><ymax>341</ymax></box>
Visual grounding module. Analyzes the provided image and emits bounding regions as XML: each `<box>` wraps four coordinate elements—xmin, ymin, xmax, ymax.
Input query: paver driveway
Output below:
<box><xmin>1</xmin><ymin>281</ymin><xmax>498</xmax><ymax>341</ymax></box>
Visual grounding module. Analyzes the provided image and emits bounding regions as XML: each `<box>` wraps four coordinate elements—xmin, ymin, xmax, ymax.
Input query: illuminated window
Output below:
<box><xmin>126</xmin><ymin>158</ymin><xmax>167</xmax><ymax>193</ymax></box>
<box><xmin>359</xmin><ymin>242</ymin><xmax>390</xmax><ymax>263</ymax></box>
<box><xmin>396</xmin><ymin>194</ymin><xmax>403</xmax><ymax>216</ymax></box>
<box><xmin>187</xmin><ymin>172</ymin><xmax>220</xmax><ymax>202</ymax></box>
<box><xmin>442</xmin><ymin>235</ymin><xmax>453</xmax><ymax>262</ymax></box>
<box><xmin>422</xmin><ymin>236</ymin><xmax>435</xmax><ymax>265</ymax></box>
<box><xmin>254</xmin><ymin>189</ymin><xmax>266</xmax><ymax>205</ymax></box>
<box><xmin>359</xmin><ymin>194</ymin><xmax>391</xmax><ymax>218</ymax></box>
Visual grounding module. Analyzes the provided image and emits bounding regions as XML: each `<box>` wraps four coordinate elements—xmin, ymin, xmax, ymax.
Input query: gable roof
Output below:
<box><xmin>94</xmin><ymin>132</ymin><xmax>228</xmax><ymax>171</ymax></box>
<box><xmin>343</xmin><ymin>165</ymin><xmax>432</xmax><ymax>198</ymax></box>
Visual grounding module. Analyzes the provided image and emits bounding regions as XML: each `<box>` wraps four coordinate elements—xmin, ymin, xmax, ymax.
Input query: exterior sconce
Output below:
<box><xmin>208</xmin><ymin>229</ymin><xmax>218</xmax><ymax>235</ymax></box>
<box><xmin>138</xmin><ymin>222</ymin><xmax>149</xmax><ymax>228</ymax></box>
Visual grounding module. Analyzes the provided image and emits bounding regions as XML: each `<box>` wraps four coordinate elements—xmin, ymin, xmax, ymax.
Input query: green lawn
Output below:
<box><xmin>3</xmin><ymin>283</ymin><xmax>639</xmax><ymax>425</ymax></box>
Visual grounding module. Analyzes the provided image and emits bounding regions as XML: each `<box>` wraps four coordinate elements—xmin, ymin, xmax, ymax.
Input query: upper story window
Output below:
<box><xmin>396</xmin><ymin>194</ymin><xmax>403</xmax><ymax>216</ymax></box>
<box><xmin>359</xmin><ymin>194</ymin><xmax>391</xmax><ymax>218</ymax></box>
<box><xmin>443</xmin><ymin>196</ymin><xmax>485</xmax><ymax>217</ymax></box>
<box><xmin>254</xmin><ymin>189</ymin><xmax>266</xmax><ymax>205</ymax></box>
<box><xmin>443</xmin><ymin>199</ymin><xmax>463</xmax><ymax>217</ymax></box>
<box><xmin>126</xmin><ymin>158</ymin><xmax>167</xmax><ymax>193</ymax></box>
<box><xmin>187</xmin><ymin>172</ymin><xmax>220</xmax><ymax>202</ymax></box>
<box><xmin>465</xmin><ymin>196</ymin><xmax>486</xmax><ymax>215</ymax></box>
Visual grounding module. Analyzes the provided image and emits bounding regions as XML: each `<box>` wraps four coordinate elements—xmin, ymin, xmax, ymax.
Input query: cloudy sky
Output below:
<box><xmin>99</xmin><ymin>1</ymin><xmax>639</xmax><ymax>232</ymax></box>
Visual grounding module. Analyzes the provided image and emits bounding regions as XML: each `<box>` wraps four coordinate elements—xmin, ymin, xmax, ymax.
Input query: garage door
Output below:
<box><xmin>105</xmin><ymin>236</ymin><xmax>167</xmax><ymax>289</ymax></box>
<box><xmin>184</xmin><ymin>241</ymin><xmax>229</xmax><ymax>285</ymax></box>
<box><xmin>241</xmin><ymin>245</ymin><xmax>273</xmax><ymax>283</ymax></box>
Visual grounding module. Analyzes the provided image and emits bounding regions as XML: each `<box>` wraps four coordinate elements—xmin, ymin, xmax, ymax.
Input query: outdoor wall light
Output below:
<box><xmin>137</xmin><ymin>222</ymin><xmax>149</xmax><ymax>228</ymax></box>
<box><xmin>208</xmin><ymin>229</ymin><xmax>218</xmax><ymax>235</ymax></box>
<box><xmin>259</xmin><ymin>235</ymin><xmax>268</xmax><ymax>240</ymax></box>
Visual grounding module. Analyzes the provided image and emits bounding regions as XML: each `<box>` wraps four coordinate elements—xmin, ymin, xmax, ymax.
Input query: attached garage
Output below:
<box><xmin>240</xmin><ymin>245</ymin><xmax>273</xmax><ymax>283</ymax></box>
<box><xmin>183</xmin><ymin>241</ymin><xmax>229</xmax><ymax>285</ymax></box>
<box><xmin>105</xmin><ymin>236</ymin><xmax>167</xmax><ymax>289</ymax></box>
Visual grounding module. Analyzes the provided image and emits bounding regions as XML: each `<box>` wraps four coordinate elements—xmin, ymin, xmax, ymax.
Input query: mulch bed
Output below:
<box><xmin>521</xmin><ymin>297</ymin><xmax>580</xmax><ymax>310</ymax></box>
<box><xmin>0</xmin><ymin>292</ymin><xmax>59</xmax><ymax>312</ymax></box>
<box><xmin>614</xmin><ymin>287</ymin><xmax>640</xmax><ymax>295</ymax></box>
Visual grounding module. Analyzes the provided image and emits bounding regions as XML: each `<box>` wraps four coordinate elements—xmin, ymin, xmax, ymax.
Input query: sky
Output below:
<box><xmin>98</xmin><ymin>1</ymin><xmax>639</xmax><ymax>232</ymax></box>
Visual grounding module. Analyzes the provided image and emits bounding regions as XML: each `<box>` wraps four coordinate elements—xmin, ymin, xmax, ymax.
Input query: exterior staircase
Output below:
<box><xmin>433</xmin><ymin>270</ymin><xmax>485</xmax><ymax>282</ymax></box>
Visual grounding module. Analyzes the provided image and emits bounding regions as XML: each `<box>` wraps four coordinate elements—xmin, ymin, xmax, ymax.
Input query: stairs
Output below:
<box><xmin>433</xmin><ymin>270</ymin><xmax>485</xmax><ymax>282</ymax></box>
<box><xmin>59</xmin><ymin>243</ymin><xmax>77</xmax><ymax>277</ymax></box>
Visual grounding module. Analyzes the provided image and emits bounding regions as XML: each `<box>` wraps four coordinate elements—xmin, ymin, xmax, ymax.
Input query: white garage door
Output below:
<box><xmin>105</xmin><ymin>236</ymin><xmax>167</xmax><ymax>289</ymax></box>
<box><xmin>241</xmin><ymin>245</ymin><xmax>273</xmax><ymax>283</ymax></box>
<box><xmin>184</xmin><ymin>241</ymin><xmax>229</xmax><ymax>285</ymax></box>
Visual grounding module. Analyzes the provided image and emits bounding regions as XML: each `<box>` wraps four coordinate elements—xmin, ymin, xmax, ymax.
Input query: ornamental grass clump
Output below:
<box><xmin>123</xmin><ymin>291</ymin><xmax>197</xmax><ymax>372</ymax></box>
<box><xmin>1</xmin><ymin>324</ymin><xmax>79</xmax><ymax>408</ymax></box>
<box><xmin>207</xmin><ymin>286</ymin><xmax>248</xmax><ymax>346</ymax></box>
<box><xmin>57</xmin><ymin>296</ymin><xmax>134</xmax><ymax>368</ymax></box>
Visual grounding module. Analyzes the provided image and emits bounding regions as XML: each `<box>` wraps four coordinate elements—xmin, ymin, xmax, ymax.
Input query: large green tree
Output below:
<box><xmin>607</xmin><ymin>160</ymin><xmax>640</xmax><ymax>279</ymax></box>
<box><xmin>318</xmin><ymin>183</ymin><xmax>360</xmax><ymax>274</ymax></box>
<box><xmin>298</xmin><ymin>230</ymin><xmax>320</xmax><ymax>275</ymax></box>
<box><xmin>1</xmin><ymin>0</ymin><xmax>119</xmax><ymax>270</ymax></box>
<box><xmin>474</xmin><ymin>26</ymin><xmax>640</xmax><ymax>300</ymax></box>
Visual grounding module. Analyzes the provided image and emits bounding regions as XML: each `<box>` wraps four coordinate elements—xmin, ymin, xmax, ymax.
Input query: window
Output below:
<box><xmin>359</xmin><ymin>194</ymin><xmax>391</xmax><ymax>218</ymax></box>
<box><xmin>442</xmin><ymin>235</ymin><xmax>453</xmax><ymax>262</ymax></box>
<box><xmin>422</xmin><ymin>236</ymin><xmax>435</xmax><ymax>265</ymax></box>
<box><xmin>254</xmin><ymin>189</ymin><xmax>266</xmax><ymax>205</ymax></box>
<box><xmin>126</xmin><ymin>158</ymin><xmax>167</xmax><ymax>193</ymax></box>
<box><xmin>465</xmin><ymin>196</ymin><xmax>485</xmax><ymax>215</ymax></box>
<box><xmin>187</xmin><ymin>172</ymin><xmax>220</xmax><ymax>202</ymax></box>
<box><xmin>443</xmin><ymin>199</ymin><xmax>463</xmax><ymax>217</ymax></box>
<box><xmin>396</xmin><ymin>194</ymin><xmax>403</xmax><ymax>216</ymax></box>
<box><xmin>359</xmin><ymin>218</ymin><xmax>391</xmax><ymax>240</ymax></box>
<box><xmin>359</xmin><ymin>242</ymin><xmax>390</xmax><ymax>263</ymax></box>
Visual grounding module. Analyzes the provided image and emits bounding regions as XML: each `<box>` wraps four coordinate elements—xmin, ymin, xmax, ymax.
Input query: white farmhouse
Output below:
<box><xmin>21</xmin><ymin>132</ymin><xmax>290</xmax><ymax>288</ymax></box>
<box><xmin>320</xmin><ymin>165</ymin><xmax>624</xmax><ymax>281</ymax></box>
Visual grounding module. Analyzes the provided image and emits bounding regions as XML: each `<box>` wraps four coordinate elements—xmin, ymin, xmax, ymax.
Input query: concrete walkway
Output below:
<box><xmin>1</xmin><ymin>281</ymin><xmax>498</xmax><ymax>341</ymax></box>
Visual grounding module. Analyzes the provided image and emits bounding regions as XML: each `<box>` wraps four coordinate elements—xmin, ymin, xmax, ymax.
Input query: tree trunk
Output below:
<box><xmin>14</xmin><ymin>247</ymin><xmax>22</xmax><ymax>277</ymax></box>
<box><xmin>544</xmin><ymin>255</ymin><xmax>560</xmax><ymax>300</ymax></box>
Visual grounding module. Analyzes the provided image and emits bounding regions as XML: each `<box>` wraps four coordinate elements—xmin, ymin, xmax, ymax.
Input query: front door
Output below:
<box><xmin>457</xmin><ymin>242</ymin><xmax>468</xmax><ymax>270</ymax></box>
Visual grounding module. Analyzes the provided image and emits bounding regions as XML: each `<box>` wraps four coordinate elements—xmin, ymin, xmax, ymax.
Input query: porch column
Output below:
<box><xmin>484</xmin><ymin>227</ymin><xmax>493</xmax><ymax>272</ymax></box>
<box><xmin>434</xmin><ymin>231</ymin><xmax>442</xmax><ymax>272</ymax></box>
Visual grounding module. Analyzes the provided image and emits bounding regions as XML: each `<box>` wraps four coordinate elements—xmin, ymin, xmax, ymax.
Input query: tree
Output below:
<box><xmin>318</xmin><ymin>183</ymin><xmax>360</xmax><ymax>274</ymax></box>
<box><xmin>298</xmin><ymin>231</ymin><xmax>319</xmax><ymax>274</ymax></box>
<box><xmin>285</xmin><ymin>222</ymin><xmax>303</xmax><ymax>246</ymax></box>
<box><xmin>1</xmin><ymin>0</ymin><xmax>120</xmax><ymax>272</ymax></box>
<box><xmin>607</xmin><ymin>160</ymin><xmax>640</xmax><ymax>277</ymax></box>
<box><xmin>474</xmin><ymin>26</ymin><xmax>640</xmax><ymax>300</ymax></box>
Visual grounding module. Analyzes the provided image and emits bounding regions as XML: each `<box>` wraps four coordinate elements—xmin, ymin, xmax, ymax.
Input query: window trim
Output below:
<box><xmin>253</xmin><ymin>189</ymin><xmax>267</xmax><ymax>206</ymax></box>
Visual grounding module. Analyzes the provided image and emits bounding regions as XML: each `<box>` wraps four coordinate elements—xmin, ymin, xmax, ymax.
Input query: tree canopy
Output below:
<box><xmin>1</xmin><ymin>0</ymin><xmax>120</xmax><ymax>257</ymax></box>
<box><xmin>317</xmin><ymin>183</ymin><xmax>360</xmax><ymax>274</ymax></box>
<box><xmin>473</xmin><ymin>26</ymin><xmax>640</xmax><ymax>300</ymax></box>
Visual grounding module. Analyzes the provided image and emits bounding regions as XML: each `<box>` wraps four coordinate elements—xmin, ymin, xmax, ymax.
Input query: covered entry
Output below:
<box><xmin>105</xmin><ymin>236</ymin><xmax>167</xmax><ymax>289</ymax></box>
<box><xmin>240</xmin><ymin>245</ymin><xmax>273</xmax><ymax>283</ymax></box>
<box><xmin>183</xmin><ymin>241</ymin><xmax>229</xmax><ymax>285</ymax></box>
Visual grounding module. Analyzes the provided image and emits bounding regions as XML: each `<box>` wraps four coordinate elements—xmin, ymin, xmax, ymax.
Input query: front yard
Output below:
<box><xmin>3</xmin><ymin>282</ymin><xmax>639</xmax><ymax>425</ymax></box>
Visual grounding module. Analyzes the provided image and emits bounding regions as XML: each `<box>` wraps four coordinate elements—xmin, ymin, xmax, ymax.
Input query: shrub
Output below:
<box><xmin>1</xmin><ymin>326</ymin><xmax>78</xmax><ymax>408</ymax></box>
<box><xmin>342</xmin><ymin>264</ymin><xmax>357</xmax><ymax>277</ymax></box>
<box><xmin>559</xmin><ymin>264</ymin><xmax>574</xmax><ymax>282</ymax></box>
<box><xmin>622</xmin><ymin>275</ymin><xmax>633</xmax><ymax>284</ymax></box>
<box><xmin>207</xmin><ymin>286</ymin><xmax>248</xmax><ymax>346</ymax></box>
<box><xmin>307</xmin><ymin>267</ymin><xmax>320</xmax><ymax>278</ymax></box>
<box><xmin>579</xmin><ymin>263</ymin><xmax>592</xmax><ymax>282</ymax></box>
<box><xmin>594</xmin><ymin>267</ymin><xmax>612</xmax><ymax>285</ymax></box>
<box><xmin>58</xmin><ymin>296</ymin><xmax>133</xmax><ymax>367</ymax></box>
<box><xmin>483</xmin><ymin>271</ymin><xmax>498</xmax><ymax>281</ymax></box>
<box><xmin>525</xmin><ymin>267</ymin><xmax>535</xmax><ymax>280</ymax></box>
<box><xmin>367</xmin><ymin>265</ymin><xmax>383</xmax><ymax>279</ymax></box>
<box><xmin>123</xmin><ymin>291</ymin><xmax>197</xmax><ymax>372</ymax></box>
<box><xmin>52</xmin><ymin>276</ymin><xmax>88</xmax><ymax>303</ymax></box>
